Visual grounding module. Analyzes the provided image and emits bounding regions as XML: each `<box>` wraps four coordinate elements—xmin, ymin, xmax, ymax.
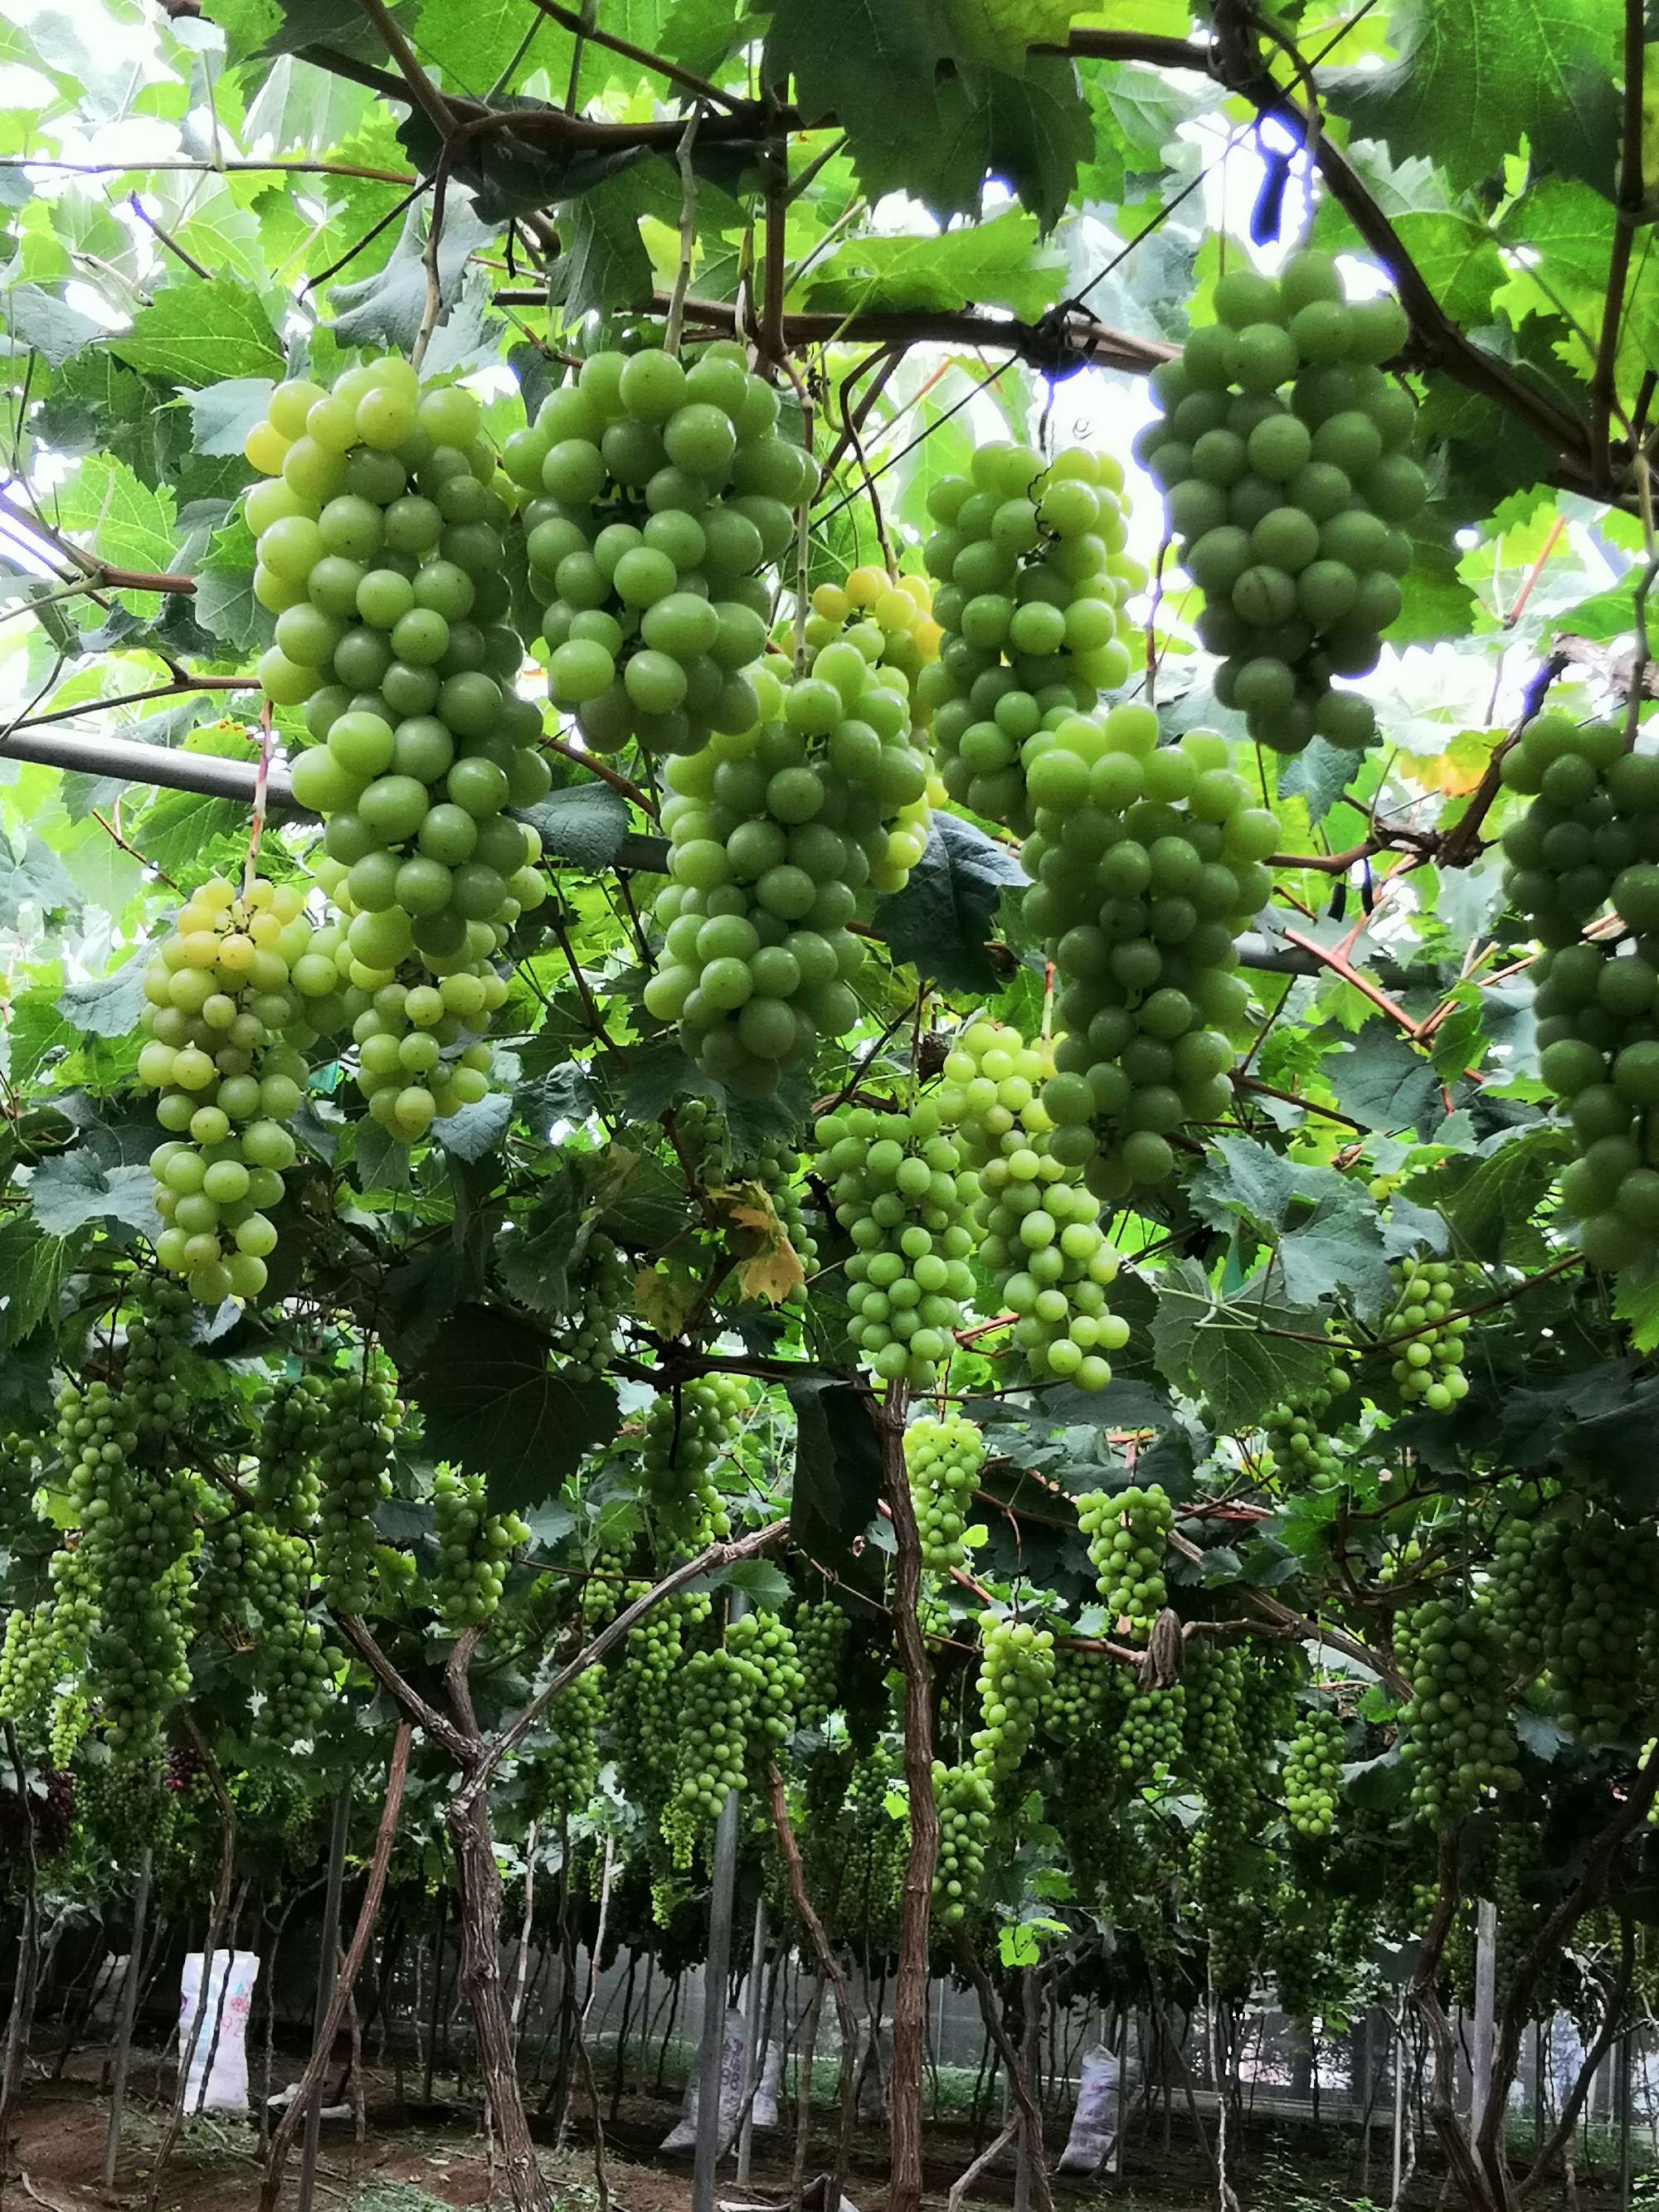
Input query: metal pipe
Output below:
<box><xmin>100</xmin><ymin>1848</ymin><xmax>153</xmax><ymax>2191</ymax></box>
<box><xmin>299</xmin><ymin>1791</ymin><xmax>351</xmax><ymax>2212</ymax></box>
<box><xmin>692</xmin><ymin>1587</ymin><xmax>750</xmax><ymax>2212</ymax></box>
<box><xmin>736</xmin><ymin>1898</ymin><xmax>768</xmax><ymax>2181</ymax></box>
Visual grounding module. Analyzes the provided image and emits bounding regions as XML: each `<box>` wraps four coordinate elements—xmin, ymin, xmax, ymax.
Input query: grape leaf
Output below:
<box><xmin>6</xmin><ymin>282</ymin><xmax>105</xmax><ymax>367</ymax></box>
<box><xmin>804</xmin><ymin>207</ymin><xmax>1065</xmax><ymax>323</ymax></box>
<box><xmin>404</xmin><ymin>1303</ymin><xmax>620</xmax><ymax>1514</ymax></box>
<box><xmin>26</xmin><ymin>1151</ymin><xmax>160</xmax><ymax>1238</ymax></box>
<box><xmin>521</xmin><ymin>783</ymin><xmax>633</xmax><ymax>870</ymax></box>
<box><xmin>0</xmin><ymin>1217</ymin><xmax>69</xmax><ymax>1349</ymax></box>
<box><xmin>187</xmin><ymin>377</ymin><xmax>275</xmax><ymax>459</ymax></box>
<box><xmin>111</xmin><ymin>278</ymin><xmax>285</xmax><ymax>387</ymax></box>
<box><xmin>875</xmin><ymin>812</ymin><xmax>1024</xmax><ymax>993</ymax></box>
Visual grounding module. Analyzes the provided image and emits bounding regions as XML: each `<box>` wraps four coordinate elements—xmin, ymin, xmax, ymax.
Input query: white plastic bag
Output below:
<box><xmin>753</xmin><ymin>2038</ymin><xmax>784</xmax><ymax>2127</ymax></box>
<box><xmin>660</xmin><ymin>2005</ymin><xmax>749</xmax><ymax>2152</ymax></box>
<box><xmin>178</xmin><ymin>1949</ymin><xmax>260</xmax><ymax>2112</ymax></box>
<box><xmin>1057</xmin><ymin>2043</ymin><xmax>1121</xmax><ymax>2175</ymax></box>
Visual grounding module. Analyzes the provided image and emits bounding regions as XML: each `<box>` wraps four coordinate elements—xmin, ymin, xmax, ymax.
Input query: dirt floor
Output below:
<box><xmin>0</xmin><ymin>2052</ymin><xmax>1633</xmax><ymax>2212</ymax></box>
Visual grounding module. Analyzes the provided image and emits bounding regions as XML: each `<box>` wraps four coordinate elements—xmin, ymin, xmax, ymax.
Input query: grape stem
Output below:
<box><xmin>764</xmin><ymin>1762</ymin><xmax>859</xmax><ymax>2212</ymax></box>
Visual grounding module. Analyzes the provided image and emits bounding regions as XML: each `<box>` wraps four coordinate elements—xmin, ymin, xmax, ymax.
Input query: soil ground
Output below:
<box><xmin>0</xmin><ymin>2050</ymin><xmax>1630</xmax><ymax>2212</ymax></box>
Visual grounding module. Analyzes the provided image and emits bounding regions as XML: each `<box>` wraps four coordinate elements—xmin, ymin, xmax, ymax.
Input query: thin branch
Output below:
<box><xmin>355</xmin><ymin>0</ymin><xmax>458</xmax><ymax>147</ymax></box>
<box><xmin>128</xmin><ymin>192</ymin><xmax>214</xmax><ymax>281</ymax></box>
<box><xmin>542</xmin><ymin>732</ymin><xmax>654</xmax><ymax>812</ymax></box>
<box><xmin>662</xmin><ymin>108</ymin><xmax>703</xmax><ymax>358</ymax></box>
<box><xmin>331</xmin><ymin>1611</ymin><xmax>475</xmax><ymax>1765</ymax></box>
<box><xmin>519</xmin><ymin>0</ymin><xmax>741</xmax><ymax>110</ymax></box>
<box><xmin>1590</xmin><ymin>0</ymin><xmax>1648</xmax><ymax>489</ymax></box>
<box><xmin>0</xmin><ymin>153</ymin><xmax>418</xmax><ymax>182</ymax></box>
<box><xmin>411</xmin><ymin>151</ymin><xmax>453</xmax><ymax>375</ymax></box>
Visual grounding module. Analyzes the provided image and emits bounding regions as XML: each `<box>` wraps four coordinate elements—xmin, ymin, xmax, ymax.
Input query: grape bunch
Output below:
<box><xmin>139</xmin><ymin>873</ymin><xmax>313</xmax><ymax>1306</ymax></box>
<box><xmin>1548</xmin><ymin>1506</ymin><xmax>1659</xmax><ymax>1745</ymax></box>
<box><xmin>334</xmin><ymin>968</ymin><xmax>508</xmax><ymax>1139</ymax></box>
<box><xmin>1077</xmin><ymin>1484</ymin><xmax>1174</xmax><ymax>1633</ymax></box>
<box><xmin>645</xmin><ymin>651</ymin><xmax>930</xmax><ymax>1094</ymax></box>
<box><xmin>243</xmin><ymin>1523</ymin><xmax>340</xmax><ymax>1740</ymax></box>
<box><xmin>254</xmin><ymin>1375</ymin><xmax>324</xmax><ymax>1530</ymax></box>
<box><xmin>813</xmin><ymin>1100</ymin><xmax>979</xmax><ymax>1388</ymax></box>
<box><xmin>1262</xmin><ymin>1366</ymin><xmax>1350</xmax><ymax>1488</ymax></box>
<box><xmin>518</xmin><ymin>341</ymin><xmax>815</xmax><ymax>754</ymax></box>
<box><xmin>938</xmin><ymin>1018</ymin><xmax>1127</xmax><ymax>1389</ymax></box>
<box><xmin>917</xmin><ymin>442</ymin><xmax>1137</xmax><ymax>831</ymax></box>
<box><xmin>727</xmin><ymin>1610</ymin><xmax>805</xmax><ymax>1761</ymax></box>
<box><xmin>666</xmin><ymin>1641</ymin><xmax>760</xmax><ymax>1861</ymax></box>
<box><xmin>1136</xmin><ymin>251</ymin><xmax>1422</xmax><ymax>753</ymax></box>
<box><xmin>1117</xmin><ymin>1681</ymin><xmax>1185</xmax><ymax>1780</ymax></box>
<box><xmin>803</xmin><ymin>564</ymin><xmax>942</xmax><ymax>709</ymax></box>
<box><xmin>0</xmin><ymin>1546</ymin><xmax>94</xmax><ymax>1749</ymax></box>
<box><xmin>1501</xmin><ymin>714</ymin><xmax>1659</xmax><ymax>1273</ymax></box>
<box><xmin>1489</xmin><ymin>1510</ymin><xmax>1557</xmax><ymax>1677</ymax></box>
<box><xmin>904</xmin><ymin>1411</ymin><xmax>985</xmax><ymax>1573</ymax></box>
<box><xmin>1385</xmin><ymin>1259</ymin><xmax>1471</xmax><ymax>1407</ymax></box>
<box><xmin>316</xmin><ymin>1360</ymin><xmax>401</xmax><ymax>1614</ymax></box>
<box><xmin>749</xmin><ymin>1140</ymin><xmax>820</xmax><ymax>1301</ymax></box>
<box><xmin>641</xmin><ymin>1375</ymin><xmax>750</xmax><ymax>1544</ymax></box>
<box><xmin>1398</xmin><ymin>1597</ymin><xmax>1519</xmax><ymax>1827</ymax></box>
<box><xmin>932</xmin><ymin>1761</ymin><xmax>994</xmax><ymax>1928</ymax></box>
<box><xmin>241</xmin><ymin>358</ymin><xmax>548</xmax><ymax>1142</ymax></box>
<box><xmin>528</xmin><ymin>1664</ymin><xmax>606</xmax><ymax>1819</ymax></box>
<box><xmin>0</xmin><ymin>1604</ymin><xmax>62</xmax><ymax>1738</ymax></box>
<box><xmin>1283</xmin><ymin>1707</ymin><xmax>1344</xmax><ymax>1839</ymax></box>
<box><xmin>794</xmin><ymin>1598</ymin><xmax>848</xmax><ymax>1731</ymax></box>
<box><xmin>567</xmin><ymin>1232</ymin><xmax>629</xmax><ymax>1375</ymax></box>
<box><xmin>1182</xmin><ymin>1639</ymin><xmax>1248</xmax><ymax>1806</ymax></box>
<box><xmin>971</xmin><ymin>1615</ymin><xmax>1054</xmax><ymax>1783</ymax></box>
<box><xmin>431</xmin><ymin>1466</ymin><xmax>531</xmax><ymax>1626</ymax></box>
<box><xmin>1022</xmin><ymin>706</ymin><xmax>1277</xmax><ymax>1198</ymax></box>
<box><xmin>1042</xmin><ymin>1645</ymin><xmax>1118</xmax><ymax>1749</ymax></box>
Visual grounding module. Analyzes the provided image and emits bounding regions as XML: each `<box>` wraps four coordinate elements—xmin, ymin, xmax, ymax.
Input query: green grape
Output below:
<box><xmin>971</xmin><ymin>1614</ymin><xmax>1053</xmax><ymax>1783</ymax></box>
<box><xmin>932</xmin><ymin>1760</ymin><xmax>994</xmax><ymax>1927</ymax></box>
<box><xmin>55</xmin><ymin>1281</ymin><xmax>197</xmax><ymax>1773</ymax></box>
<box><xmin>793</xmin><ymin>1598</ymin><xmax>848</xmax><ymax>1731</ymax></box>
<box><xmin>1501</xmin><ymin>713</ymin><xmax>1659</xmax><ymax>1275</ymax></box>
<box><xmin>1077</xmin><ymin>1484</ymin><xmax>1173</xmax><ymax>1634</ymax></box>
<box><xmin>1020</xmin><ymin>703</ymin><xmax>1270</xmax><ymax>1198</ymax></box>
<box><xmin>242</xmin><ymin>360</ymin><xmax>546</xmax><ymax>1153</ymax></box>
<box><xmin>1262</xmin><ymin>1362</ymin><xmax>1351</xmax><ymax>1489</ymax></box>
<box><xmin>254</xmin><ymin>1375</ymin><xmax>324</xmax><ymax>1530</ymax></box>
<box><xmin>525</xmin><ymin>338</ymin><xmax>817</xmax><ymax>756</ymax></box>
<box><xmin>612</xmin><ymin>1587</ymin><xmax>710</xmax><ymax>1819</ymax></box>
<box><xmin>1283</xmin><ymin>1705</ymin><xmax>1344</xmax><ymax>1839</ymax></box>
<box><xmin>431</xmin><ymin>1465</ymin><xmax>531</xmax><ymax>1626</ymax></box>
<box><xmin>1385</xmin><ymin>1259</ymin><xmax>1471</xmax><ymax>1407</ymax></box>
<box><xmin>1399</xmin><ymin>1596</ymin><xmax>1518</xmax><ymax>1827</ymax></box>
<box><xmin>137</xmin><ymin>873</ymin><xmax>318</xmax><ymax>1305</ymax></box>
<box><xmin>1117</xmin><ymin>1680</ymin><xmax>1185</xmax><ymax>1780</ymax></box>
<box><xmin>1137</xmin><ymin>252</ymin><xmax>1421</xmax><ymax>754</ymax></box>
<box><xmin>316</xmin><ymin>1359</ymin><xmax>401</xmax><ymax>1614</ymax></box>
<box><xmin>527</xmin><ymin>1664</ymin><xmax>605</xmax><ymax>1819</ymax></box>
<box><xmin>567</xmin><ymin>1232</ymin><xmax>629</xmax><ymax>1376</ymax></box>
<box><xmin>813</xmin><ymin>1099</ymin><xmax>979</xmax><ymax>1390</ymax></box>
<box><xmin>1546</xmin><ymin>1504</ymin><xmax>1659</xmax><ymax>1745</ymax></box>
<box><xmin>727</xmin><ymin>1610</ymin><xmax>805</xmax><ymax>1767</ymax></box>
<box><xmin>1040</xmin><ymin>1644</ymin><xmax>1118</xmax><ymax>1750</ymax></box>
<box><xmin>578</xmin><ymin>1524</ymin><xmax>632</xmax><ymax>1631</ymax></box>
<box><xmin>914</xmin><ymin>442</ymin><xmax>1140</xmax><ymax>832</ymax></box>
<box><xmin>664</xmin><ymin>1639</ymin><xmax>760</xmax><ymax>1866</ymax></box>
<box><xmin>938</xmin><ymin>1017</ymin><xmax>1128</xmax><ymax>1390</ymax></box>
<box><xmin>1267</xmin><ymin>1883</ymin><xmax>1338</xmax><ymax>2021</ymax></box>
<box><xmin>241</xmin><ymin>1521</ymin><xmax>341</xmax><ymax>1740</ymax></box>
<box><xmin>640</xmin><ymin>1376</ymin><xmax>750</xmax><ymax>1544</ymax></box>
<box><xmin>904</xmin><ymin>1412</ymin><xmax>985</xmax><ymax>1573</ymax></box>
<box><xmin>1488</xmin><ymin>1510</ymin><xmax>1557</xmax><ymax>1678</ymax></box>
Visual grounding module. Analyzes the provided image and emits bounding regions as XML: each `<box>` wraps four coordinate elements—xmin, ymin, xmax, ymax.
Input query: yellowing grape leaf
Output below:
<box><xmin>713</xmin><ymin>1181</ymin><xmax>806</xmax><ymax>1305</ymax></box>
<box><xmin>1400</xmin><ymin>728</ymin><xmax>1494</xmax><ymax>797</ymax></box>
<box><xmin>634</xmin><ymin>1264</ymin><xmax>697</xmax><ymax>1341</ymax></box>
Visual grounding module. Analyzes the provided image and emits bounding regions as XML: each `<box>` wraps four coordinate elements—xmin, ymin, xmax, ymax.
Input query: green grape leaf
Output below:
<box><xmin>25</xmin><ymin>1150</ymin><xmax>160</xmax><ymax>1238</ymax></box>
<box><xmin>328</xmin><ymin>194</ymin><xmax>493</xmax><ymax>352</ymax></box>
<box><xmin>111</xmin><ymin>277</ymin><xmax>285</xmax><ymax>387</ymax></box>
<box><xmin>1326</xmin><ymin>1029</ymin><xmax>1447</xmax><ymax>1139</ymax></box>
<box><xmin>404</xmin><ymin>1303</ymin><xmax>620</xmax><ymax>1514</ymax></box>
<box><xmin>874</xmin><ymin>812</ymin><xmax>1024</xmax><ymax>994</ymax></box>
<box><xmin>193</xmin><ymin>513</ymin><xmax>270</xmax><ymax>656</ymax></box>
<box><xmin>433</xmin><ymin>1091</ymin><xmax>513</xmax><ymax>1164</ymax></box>
<box><xmin>1190</xmin><ymin>1135</ymin><xmax>1393</xmax><ymax>1320</ymax></box>
<box><xmin>1400</xmin><ymin>1123</ymin><xmax>1574</xmax><ymax>1265</ymax></box>
<box><xmin>1150</xmin><ymin>1256</ymin><xmax>1335</xmax><ymax>1426</ymax></box>
<box><xmin>6</xmin><ymin>282</ymin><xmax>105</xmax><ymax>367</ymax></box>
<box><xmin>1327</xmin><ymin>0</ymin><xmax>1621</xmax><ymax>197</ymax></box>
<box><xmin>0</xmin><ymin>1216</ymin><xmax>70</xmax><ymax>1349</ymax></box>
<box><xmin>552</xmin><ymin>161</ymin><xmax>659</xmax><ymax>319</ymax></box>
<box><xmin>521</xmin><ymin>783</ymin><xmax>633</xmax><ymax>871</ymax></box>
<box><xmin>56</xmin><ymin>959</ymin><xmax>148</xmax><ymax>1039</ymax></box>
<box><xmin>0</xmin><ymin>827</ymin><xmax>80</xmax><ymax>926</ymax></box>
<box><xmin>804</xmin><ymin>207</ymin><xmax>1065</xmax><ymax>323</ymax></box>
<box><xmin>187</xmin><ymin>377</ymin><xmax>276</xmax><ymax>459</ymax></box>
<box><xmin>1277</xmin><ymin>740</ymin><xmax>1359</xmax><ymax>827</ymax></box>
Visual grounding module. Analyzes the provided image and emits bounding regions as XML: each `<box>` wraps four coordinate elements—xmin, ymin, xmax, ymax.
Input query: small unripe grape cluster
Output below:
<box><xmin>614</xmin><ymin>1588</ymin><xmax>708</xmax><ymax>1809</ymax></box>
<box><xmin>1549</xmin><ymin>1508</ymin><xmax>1659</xmax><ymax>1745</ymax></box>
<box><xmin>1182</xmin><ymin>1638</ymin><xmax>1247</xmax><ymax>1803</ymax></box>
<box><xmin>646</xmin><ymin>653</ymin><xmax>930</xmax><ymax>1093</ymax></box>
<box><xmin>1117</xmin><ymin>1681</ymin><xmax>1185</xmax><ymax>1777</ymax></box>
<box><xmin>528</xmin><ymin>1663</ymin><xmax>605</xmax><ymax>1817</ymax></box>
<box><xmin>1262</xmin><ymin>1369</ymin><xmax>1350</xmax><ymax>1488</ymax></box>
<box><xmin>641</xmin><ymin>1374</ymin><xmax>750</xmax><ymax>1544</ymax></box>
<box><xmin>1136</xmin><ymin>251</ymin><xmax>1421</xmax><ymax>753</ymax></box>
<box><xmin>241</xmin><ymin>357</ymin><xmax>549</xmax><ymax>1145</ymax></box>
<box><xmin>139</xmin><ymin>873</ymin><xmax>311</xmax><ymax>1306</ymax></box>
<box><xmin>254</xmin><ymin>1375</ymin><xmax>324</xmax><ymax>1530</ymax></box>
<box><xmin>793</xmin><ymin>1598</ymin><xmax>848</xmax><ymax>1731</ymax></box>
<box><xmin>1022</xmin><ymin>707</ymin><xmax>1276</xmax><ymax>1198</ymax></box>
<box><xmin>727</xmin><ymin>1610</ymin><xmax>805</xmax><ymax>1759</ymax></box>
<box><xmin>333</xmin><ymin>965</ymin><xmax>508</xmax><ymax>1139</ymax></box>
<box><xmin>1078</xmin><ymin>1484</ymin><xmax>1174</xmax><ymax>1633</ymax></box>
<box><xmin>1502</xmin><ymin>715</ymin><xmax>1659</xmax><ymax>1274</ymax></box>
<box><xmin>1041</xmin><ymin>1645</ymin><xmax>1117</xmax><ymax>1748</ymax></box>
<box><xmin>431</xmin><ymin>1466</ymin><xmax>531</xmax><ymax>1626</ymax></box>
<box><xmin>1386</xmin><ymin>1260</ymin><xmax>1470</xmax><ymax>1407</ymax></box>
<box><xmin>1489</xmin><ymin>1512</ymin><xmax>1556</xmax><ymax>1677</ymax></box>
<box><xmin>316</xmin><ymin>1362</ymin><xmax>401</xmax><ymax>1614</ymax></box>
<box><xmin>971</xmin><ymin>1615</ymin><xmax>1054</xmax><ymax>1783</ymax></box>
<box><xmin>932</xmin><ymin>1760</ymin><xmax>995</xmax><ymax>1927</ymax></box>
<box><xmin>904</xmin><ymin>1411</ymin><xmax>985</xmax><ymax>1573</ymax></box>
<box><xmin>517</xmin><ymin>339</ymin><xmax>816</xmax><ymax>756</ymax></box>
<box><xmin>1283</xmin><ymin>1707</ymin><xmax>1344</xmax><ymax>1839</ymax></box>
<box><xmin>917</xmin><ymin>441</ymin><xmax>1138</xmax><ymax>833</ymax></box>
<box><xmin>751</xmin><ymin>1140</ymin><xmax>819</xmax><ymax>1301</ymax></box>
<box><xmin>1399</xmin><ymin>1597</ymin><xmax>1519</xmax><ymax>1826</ymax></box>
<box><xmin>814</xmin><ymin>1100</ymin><xmax>979</xmax><ymax>1389</ymax></box>
<box><xmin>567</xmin><ymin>1232</ymin><xmax>629</xmax><ymax>1376</ymax></box>
<box><xmin>938</xmin><ymin>1018</ymin><xmax>1127</xmax><ymax>1389</ymax></box>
